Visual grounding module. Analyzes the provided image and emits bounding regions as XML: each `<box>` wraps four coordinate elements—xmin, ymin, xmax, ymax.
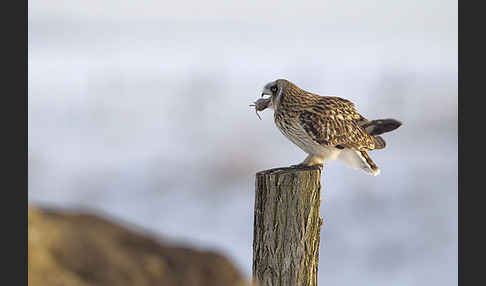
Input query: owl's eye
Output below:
<box><xmin>271</xmin><ymin>86</ymin><xmax>277</xmax><ymax>92</ymax></box>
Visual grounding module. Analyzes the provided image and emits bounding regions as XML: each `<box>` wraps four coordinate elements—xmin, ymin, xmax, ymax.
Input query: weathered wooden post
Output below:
<box><xmin>252</xmin><ymin>166</ymin><xmax>323</xmax><ymax>286</ymax></box>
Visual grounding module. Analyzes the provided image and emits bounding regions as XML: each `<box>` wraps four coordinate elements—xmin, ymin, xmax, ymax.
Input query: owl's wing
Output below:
<box><xmin>298</xmin><ymin>96</ymin><xmax>381</xmax><ymax>151</ymax></box>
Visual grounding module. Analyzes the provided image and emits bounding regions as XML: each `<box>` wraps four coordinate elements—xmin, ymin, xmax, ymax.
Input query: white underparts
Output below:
<box><xmin>337</xmin><ymin>149</ymin><xmax>380</xmax><ymax>176</ymax></box>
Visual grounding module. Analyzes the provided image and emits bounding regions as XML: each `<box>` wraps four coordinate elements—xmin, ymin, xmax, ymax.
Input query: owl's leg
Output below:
<box><xmin>291</xmin><ymin>154</ymin><xmax>324</xmax><ymax>168</ymax></box>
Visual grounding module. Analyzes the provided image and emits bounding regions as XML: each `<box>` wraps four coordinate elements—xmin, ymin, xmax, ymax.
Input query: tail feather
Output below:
<box><xmin>373</xmin><ymin>135</ymin><xmax>386</xmax><ymax>149</ymax></box>
<box><xmin>359</xmin><ymin>151</ymin><xmax>380</xmax><ymax>176</ymax></box>
<box><xmin>361</xmin><ymin>118</ymin><xmax>402</xmax><ymax>135</ymax></box>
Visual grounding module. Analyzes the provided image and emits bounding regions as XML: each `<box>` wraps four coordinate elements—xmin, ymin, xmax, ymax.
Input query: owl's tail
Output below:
<box><xmin>338</xmin><ymin>149</ymin><xmax>380</xmax><ymax>176</ymax></box>
<box><xmin>361</xmin><ymin>118</ymin><xmax>402</xmax><ymax>135</ymax></box>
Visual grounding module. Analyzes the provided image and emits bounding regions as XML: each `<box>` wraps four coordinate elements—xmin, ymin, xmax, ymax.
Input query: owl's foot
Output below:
<box><xmin>290</xmin><ymin>155</ymin><xmax>324</xmax><ymax>169</ymax></box>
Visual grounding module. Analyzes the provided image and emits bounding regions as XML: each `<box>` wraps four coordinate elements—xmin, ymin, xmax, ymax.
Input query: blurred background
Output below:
<box><xmin>28</xmin><ymin>1</ymin><xmax>457</xmax><ymax>285</ymax></box>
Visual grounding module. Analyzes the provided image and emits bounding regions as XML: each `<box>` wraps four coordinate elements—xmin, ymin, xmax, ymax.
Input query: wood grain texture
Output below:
<box><xmin>252</xmin><ymin>166</ymin><xmax>322</xmax><ymax>286</ymax></box>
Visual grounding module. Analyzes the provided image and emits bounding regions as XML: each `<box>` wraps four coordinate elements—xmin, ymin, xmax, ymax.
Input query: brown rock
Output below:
<box><xmin>28</xmin><ymin>206</ymin><xmax>251</xmax><ymax>286</ymax></box>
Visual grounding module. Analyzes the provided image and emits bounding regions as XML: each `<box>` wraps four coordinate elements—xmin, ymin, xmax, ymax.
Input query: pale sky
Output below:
<box><xmin>29</xmin><ymin>0</ymin><xmax>457</xmax><ymax>37</ymax></box>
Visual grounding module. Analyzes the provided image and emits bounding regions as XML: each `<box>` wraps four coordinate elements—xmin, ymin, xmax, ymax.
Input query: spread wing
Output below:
<box><xmin>298</xmin><ymin>96</ymin><xmax>382</xmax><ymax>151</ymax></box>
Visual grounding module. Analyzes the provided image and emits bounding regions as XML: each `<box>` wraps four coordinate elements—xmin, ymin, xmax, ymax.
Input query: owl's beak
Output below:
<box><xmin>261</xmin><ymin>90</ymin><xmax>272</xmax><ymax>97</ymax></box>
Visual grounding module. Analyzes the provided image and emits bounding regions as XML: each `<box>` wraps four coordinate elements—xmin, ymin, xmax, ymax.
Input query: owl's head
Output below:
<box><xmin>261</xmin><ymin>79</ymin><xmax>289</xmax><ymax>110</ymax></box>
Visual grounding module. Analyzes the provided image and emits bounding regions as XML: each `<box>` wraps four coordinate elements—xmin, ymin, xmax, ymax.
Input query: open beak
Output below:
<box><xmin>261</xmin><ymin>91</ymin><xmax>272</xmax><ymax>98</ymax></box>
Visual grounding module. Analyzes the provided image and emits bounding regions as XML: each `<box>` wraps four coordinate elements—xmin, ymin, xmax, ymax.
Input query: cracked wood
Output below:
<box><xmin>252</xmin><ymin>166</ymin><xmax>322</xmax><ymax>286</ymax></box>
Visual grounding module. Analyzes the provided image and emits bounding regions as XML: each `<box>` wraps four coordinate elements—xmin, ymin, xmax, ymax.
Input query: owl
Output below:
<box><xmin>259</xmin><ymin>79</ymin><xmax>401</xmax><ymax>176</ymax></box>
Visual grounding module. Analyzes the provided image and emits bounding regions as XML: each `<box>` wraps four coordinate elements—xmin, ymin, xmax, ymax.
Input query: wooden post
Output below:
<box><xmin>252</xmin><ymin>166</ymin><xmax>323</xmax><ymax>286</ymax></box>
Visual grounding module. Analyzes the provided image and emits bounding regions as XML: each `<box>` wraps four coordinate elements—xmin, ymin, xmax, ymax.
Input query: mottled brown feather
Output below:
<box><xmin>360</xmin><ymin>151</ymin><xmax>379</xmax><ymax>171</ymax></box>
<box><xmin>274</xmin><ymin>79</ymin><xmax>381</xmax><ymax>151</ymax></box>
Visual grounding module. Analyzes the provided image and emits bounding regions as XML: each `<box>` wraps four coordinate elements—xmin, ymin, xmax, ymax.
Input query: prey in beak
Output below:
<box><xmin>250</xmin><ymin>80</ymin><xmax>278</xmax><ymax>120</ymax></box>
<box><xmin>250</xmin><ymin>97</ymin><xmax>271</xmax><ymax>120</ymax></box>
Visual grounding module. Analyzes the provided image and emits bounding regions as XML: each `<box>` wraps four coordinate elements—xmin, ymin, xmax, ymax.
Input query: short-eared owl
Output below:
<box><xmin>260</xmin><ymin>79</ymin><xmax>401</xmax><ymax>176</ymax></box>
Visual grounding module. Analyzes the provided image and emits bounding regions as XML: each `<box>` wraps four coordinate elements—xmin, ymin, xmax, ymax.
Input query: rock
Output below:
<box><xmin>28</xmin><ymin>206</ymin><xmax>251</xmax><ymax>286</ymax></box>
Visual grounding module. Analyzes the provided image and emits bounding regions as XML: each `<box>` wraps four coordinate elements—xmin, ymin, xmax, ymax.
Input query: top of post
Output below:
<box><xmin>256</xmin><ymin>165</ymin><xmax>321</xmax><ymax>177</ymax></box>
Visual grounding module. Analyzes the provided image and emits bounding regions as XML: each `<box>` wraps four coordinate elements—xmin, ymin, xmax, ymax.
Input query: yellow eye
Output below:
<box><xmin>271</xmin><ymin>86</ymin><xmax>277</xmax><ymax>92</ymax></box>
